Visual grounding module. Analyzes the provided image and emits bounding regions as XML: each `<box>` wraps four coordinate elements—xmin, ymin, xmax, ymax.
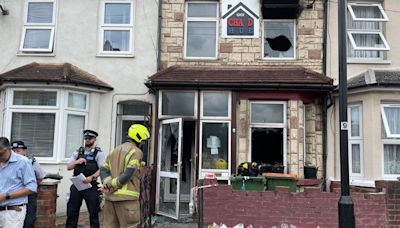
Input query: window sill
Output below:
<box><xmin>97</xmin><ymin>54</ymin><xmax>135</xmax><ymax>58</ymax></box>
<box><xmin>347</xmin><ymin>59</ymin><xmax>392</xmax><ymax>65</ymax></box>
<box><xmin>183</xmin><ymin>57</ymin><xmax>218</xmax><ymax>61</ymax></box>
<box><xmin>17</xmin><ymin>52</ymin><xmax>56</xmax><ymax>57</ymax></box>
<box><xmin>349</xmin><ymin>179</ymin><xmax>375</xmax><ymax>188</ymax></box>
<box><xmin>262</xmin><ymin>57</ymin><xmax>296</xmax><ymax>61</ymax></box>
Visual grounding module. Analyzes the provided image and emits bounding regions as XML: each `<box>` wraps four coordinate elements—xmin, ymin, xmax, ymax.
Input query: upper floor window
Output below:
<box><xmin>184</xmin><ymin>2</ymin><xmax>218</xmax><ymax>59</ymax></box>
<box><xmin>99</xmin><ymin>1</ymin><xmax>134</xmax><ymax>56</ymax></box>
<box><xmin>347</xmin><ymin>3</ymin><xmax>389</xmax><ymax>60</ymax></box>
<box><xmin>263</xmin><ymin>20</ymin><xmax>296</xmax><ymax>60</ymax></box>
<box><xmin>20</xmin><ymin>0</ymin><xmax>56</xmax><ymax>53</ymax></box>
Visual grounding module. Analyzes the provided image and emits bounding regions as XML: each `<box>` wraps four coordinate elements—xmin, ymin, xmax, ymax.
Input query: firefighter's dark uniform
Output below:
<box><xmin>66</xmin><ymin>145</ymin><xmax>104</xmax><ymax>228</ymax></box>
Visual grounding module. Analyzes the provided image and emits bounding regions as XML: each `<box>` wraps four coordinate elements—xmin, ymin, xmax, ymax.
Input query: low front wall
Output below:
<box><xmin>201</xmin><ymin>181</ymin><xmax>399</xmax><ymax>227</ymax></box>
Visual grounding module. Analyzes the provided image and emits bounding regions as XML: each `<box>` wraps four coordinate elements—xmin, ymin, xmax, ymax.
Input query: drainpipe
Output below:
<box><xmin>157</xmin><ymin>0</ymin><xmax>163</xmax><ymax>71</ymax></box>
<box><xmin>322</xmin><ymin>0</ymin><xmax>329</xmax><ymax>192</ymax></box>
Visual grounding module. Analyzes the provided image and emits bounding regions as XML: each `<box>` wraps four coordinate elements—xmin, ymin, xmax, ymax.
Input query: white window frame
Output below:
<box><xmin>347</xmin><ymin>3</ymin><xmax>388</xmax><ymax>22</ymax></box>
<box><xmin>348</xmin><ymin>104</ymin><xmax>363</xmax><ymax>177</ymax></box>
<box><xmin>248</xmin><ymin>101</ymin><xmax>287</xmax><ymax>172</ymax></box>
<box><xmin>98</xmin><ymin>0</ymin><xmax>135</xmax><ymax>56</ymax></box>
<box><xmin>347</xmin><ymin>31</ymin><xmax>390</xmax><ymax>51</ymax></box>
<box><xmin>3</xmin><ymin>88</ymin><xmax>89</xmax><ymax>163</ymax></box>
<box><xmin>198</xmin><ymin>120</ymin><xmax>231</xmax><ymax>180</ymax></box>
<box><xmin>262</xmin><ymin>19</ymin><xmax>296</xmax><ymax>60</ymax></box>
<box><xmin>200</xmin><ymin>91</ymin><xmax>231</xmax><ymax>120</ymax></box>
<box><xmin>381</xmin><ymin>104</ymin><xmax>400</xmax><ymax>138</ymax></box>
<box><xmin>158</xmin><ymin>90</ymin><xmax>198</xmax><ymax>119</ymax></box>
<box><xmin>20</xmin><ymin>0</ymin><xmax>56</xmax><ymax>53</ymax></box>
<box><xmin>382</xmin><ymin>141</ymin><xmax>400</xmax><ymax>179</ymax></box>
<box><xmin>184</xmin><ymin>1</ymin><xmax>219</xmax><ymax>60</ymax></box>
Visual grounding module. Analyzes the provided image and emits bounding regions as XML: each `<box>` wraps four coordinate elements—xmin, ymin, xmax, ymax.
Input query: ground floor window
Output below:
<box><xmin>348</xmin><ymin>104</ymin><xmax>363</xmax><ymax>177</ymax></box>
<box><xmin>4</xmin><ymin>88</ymin><xmax>88</xmax><ymax>162</ymax></box>
<box><xmin>381</xmin><ymin>104</ymin><xmax>400</xmax><ymax>177</ymax></box>
<box><xmin>249</xmin><ymin>101</ymin><xmax>286</xmax><ymax>170</ymax></box>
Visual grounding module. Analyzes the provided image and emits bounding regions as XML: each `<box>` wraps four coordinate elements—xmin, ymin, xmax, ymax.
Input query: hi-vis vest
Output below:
<box><xmin>104</xmin><ymin>141</ymin><xmax>143</xmax><ymax>201</ymax></box>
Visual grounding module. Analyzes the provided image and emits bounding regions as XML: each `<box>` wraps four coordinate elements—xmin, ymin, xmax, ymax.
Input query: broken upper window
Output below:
<box><xmin>347</xmin><ymin>3</ymin><xmax>389</xmax><ymax>60</ymax></box>
<box><xmin>263</xmin><ymin>20</ymin><xmax>295</xmax><ymax>59</ymax></box>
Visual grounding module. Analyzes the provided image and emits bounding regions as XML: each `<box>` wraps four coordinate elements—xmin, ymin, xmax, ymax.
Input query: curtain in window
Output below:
<box><xmin>347</xmin><ymin>6</ymin><xmax>380</xmax><ymax>58</ymax></box>
<box><xmin>384</xmin><ymin>144</ymin><xmax>400</xmax><ymax>174</ymax></box>
<box><xmin>351</xmin><ymin>144</ymin><xmax>361</xmax><ymax>174</ymax></box>
<box><xmin>104</xmin><ymin>3</ymin><xmax>131</xmax><ymax>24</ymax></box>
<box><xmin>11</xmin><ymin>113</ymin><xmax>55</xmax><ymax>157</ymax></box>
<box><xmin>65</xmin><ymin>114</ymin><xmax>85</xmax><ymax>158</ymax></box>
<box><xmin>384</xmin><ymin>107</ymin><xmax>400</xmax><ymax>135</ymax></box>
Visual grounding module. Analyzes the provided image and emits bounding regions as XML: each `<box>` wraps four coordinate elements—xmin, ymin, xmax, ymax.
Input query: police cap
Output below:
<box><xmin>11</xmin><ymin>140</ymin><xmax>27</xmax><ymax>149</ymax></box>
<box><xmin>83</xmin><ymin>129</ymin><xmax>98</xmax><ymax>138</ymax></box>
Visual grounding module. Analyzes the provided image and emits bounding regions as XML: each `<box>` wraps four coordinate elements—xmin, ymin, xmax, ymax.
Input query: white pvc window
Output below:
<box><xmin>381</xmin><ymin>104</ymin><xmax>400</xmax><ymax>138</ymax></box>
<box><xmin>347</xmin><ymin>31</ymin><xmax>389</xmax><ymax>51</ymax></box>
<box><xmin>348</xmin><ymin>105</ymin><xmax>363</xmax><ymax>176</ymax></box>
<box><xmin>5</xmin><ymin>89</ymin><xmax>89</xmax><ymax>162</ymax></box>
<box><xmin>201</xmin><ymin>91</ymin><xmax>231</xmax><ymax>119</ymax></box>
<box><xmin>99</xmin><ymin>1</ymin><xmax>134</xmax><ymax>56</ymax></box>
<box><xmin>263</xmin><ymin>20</ymin><xmax>296</xmax><ymax>59</ymax></box>
<box><xmin>20</xmin><ymin>0</ymin><xmax>56</xmax><ymax>52</ymax></box>
<box><xmin>348</xmin><ymin>3</ymin><xmax>388</xmax><ymax>22</ymax></box>
<box><xmin>347</xmin><ymin>2</ymin><xmax>389</xmax><ymax>59</ymax></box>
<box><xmin>184</xmin><ymin>2</ymin><xmax>218</xmax><ymax>59</ymax></box>
<box><xmin>159</xmin><ymin>91</ymin><xmax>197</xmax><ymax>118</ymax></box>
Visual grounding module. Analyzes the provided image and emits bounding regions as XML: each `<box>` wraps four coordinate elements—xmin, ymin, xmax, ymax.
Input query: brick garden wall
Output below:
<box><xmin>201</xmin><ymin>180</ymin><xmax>400</xmax><ymax>227</ymax></box>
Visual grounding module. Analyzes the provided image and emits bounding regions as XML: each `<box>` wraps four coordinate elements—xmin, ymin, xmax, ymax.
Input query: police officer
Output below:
<box><xmin>12</xmin><ymin>141</ymin><xmax>45</xmax><ymax>228</ymax></box>
<box><xmin>66</xmin><ymin>130</ymin><xmax>104</xmax><ymax>228</ymax></box>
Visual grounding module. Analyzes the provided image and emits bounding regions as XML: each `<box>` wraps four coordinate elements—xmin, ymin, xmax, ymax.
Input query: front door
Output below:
<box><xmin>156</xmin><ymin>118</ymin><xmax>183</xmax><ymax>219</ymax></box>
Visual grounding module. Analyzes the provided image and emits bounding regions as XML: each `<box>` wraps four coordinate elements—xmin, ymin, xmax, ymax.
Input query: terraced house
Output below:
<box><xmin>146</xmin><ymin>0</ymin><xmax>333</xmax><ymax>219</ymax></box>
<box><xmin>0</xmin><ymin>0</ymin><xmax>158</xmax><ymax>216</ymax></box>
<box><xmin>327</xmin><ymin>1</ymin><xmax>400</xmax><ymax>187</ymax></box>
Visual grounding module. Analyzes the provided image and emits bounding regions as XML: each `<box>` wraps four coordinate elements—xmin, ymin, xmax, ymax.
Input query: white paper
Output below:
<box><xmin>70</xmin><ymin>173</ymin><xmax>92</xmax><ymax>191</ymax></box>
<box><xmin>211</xmin><ymin>148</ymin><xmax>219</xmax><ymax>155</ymax></box>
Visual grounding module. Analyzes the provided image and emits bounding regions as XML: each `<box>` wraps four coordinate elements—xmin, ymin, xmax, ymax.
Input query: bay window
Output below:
<box><xmin>5</xmin><ymin>89</ymin><xmax>88</xmax><ymax>162</ymax></box>
<box><xmin>348</xmin><ymin>105</ymin><xmax>363</xmax><ymax>177</ymax></box>
<box><xmin>381</xmin><ymin>104</ymin><xmax>400</xmax><ymax>177</ymax></box>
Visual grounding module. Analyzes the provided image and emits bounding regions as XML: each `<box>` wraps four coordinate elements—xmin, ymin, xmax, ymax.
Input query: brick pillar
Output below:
<box><xmin>35</xmin><ymin>180</ymin><xmax>60</xmax><ymax>228</ymax></box>
<box><xmin>376</xmin><ymin>180</ymin><xmax>400</xmax><ymax>227</ymax></box>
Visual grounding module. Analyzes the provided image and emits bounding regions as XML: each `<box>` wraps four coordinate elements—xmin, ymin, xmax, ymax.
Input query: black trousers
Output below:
<box><xmin>23</xmin><ymin>193</ymin><xmax>37</xmax><ymax>228</ymax></box>
<box><xmin>66</xmin><ymin>184</ymin><xmax>100</xmax><ymax>228</ymax></box>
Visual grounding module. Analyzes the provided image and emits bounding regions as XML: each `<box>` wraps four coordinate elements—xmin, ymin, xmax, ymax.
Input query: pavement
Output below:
<box><xmin>56</xmin><ymin>212</ymin><xmax>198</xmax><ymax>228</ymax></box>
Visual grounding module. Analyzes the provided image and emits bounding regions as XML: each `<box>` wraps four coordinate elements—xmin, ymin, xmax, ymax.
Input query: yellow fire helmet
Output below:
<box><xmin>128</xmin><ymin>124</ymin><xmax>150</xmax><ymax>143</ymax></box>
<box><xmin>215</xmin><ymin>159</ymin><xmax>228</xmax><ymax>170</ymax></box>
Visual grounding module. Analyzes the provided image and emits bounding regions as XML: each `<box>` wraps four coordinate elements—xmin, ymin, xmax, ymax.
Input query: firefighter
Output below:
<box><xmin>66</xmin><ymin>130</ymin><xmax>105</xmax><ymax>228</ymax></box>
<box><xmin>100</xmin><ymin>124</ymin><xmax>150</xmax><ymax>228</ymax></box>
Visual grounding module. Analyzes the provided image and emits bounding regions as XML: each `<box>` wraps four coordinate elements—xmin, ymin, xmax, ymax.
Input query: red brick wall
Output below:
<box><xmin>376</xmin><ymin>181</ymin><xmax>400</xmax><ymax>228</ymax></box>
<box><xmin>202</xmin><ymin>184</ymin><xmax>388</xmax><ymax>227</ymax></box>
<box><xmin>35</xmin><ymin>183</ymin><xmax>58</xmax><ymax>228</ymax></box>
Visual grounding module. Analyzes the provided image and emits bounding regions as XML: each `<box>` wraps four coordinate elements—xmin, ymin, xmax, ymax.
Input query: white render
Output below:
<box><xmin>0</xmin><ymin>0</ymin><xmax>158</xmax><ymax>215</ymax></box>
